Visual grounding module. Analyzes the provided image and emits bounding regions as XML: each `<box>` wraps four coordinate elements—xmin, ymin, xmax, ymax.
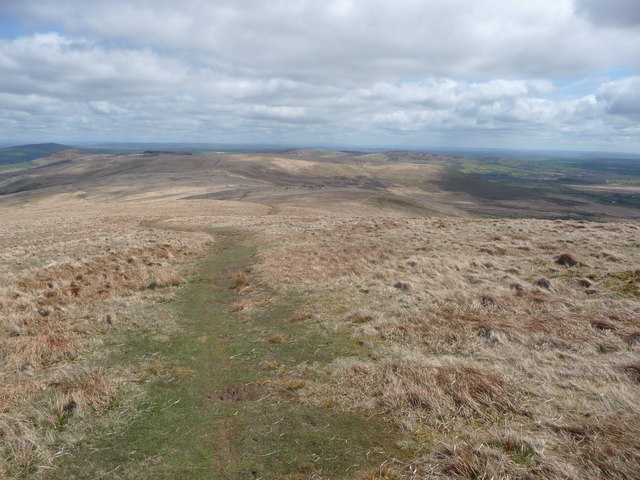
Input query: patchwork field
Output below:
<box><xmin>0</xmin><ymin>150</ymin><xmax>638</xmax><ymax>479</ymax></box>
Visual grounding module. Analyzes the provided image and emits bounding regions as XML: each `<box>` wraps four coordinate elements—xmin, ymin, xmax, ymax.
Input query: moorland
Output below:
<box><xmin>0</xmin><ymin>145</ymin><xmax>638</xmax><ymax>479</ymax></box>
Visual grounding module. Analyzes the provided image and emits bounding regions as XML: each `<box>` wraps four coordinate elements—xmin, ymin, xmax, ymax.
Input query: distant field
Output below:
<box><xmin>0</xmin><ymin>162</ymin><xmax>31</xmax><ymax>171</ymax></box>
<box><xmin>567</xmin><ymin>184</ymin><xmax>640</xmax><ymax>194</ymax></box>
<box><xmin>1</xmin><ymin>142</ymin><xmax>639</xmax><ymax>221</ymax></box>
<box><xmin>387</xmin><ymin>152</ymin><xmax>640</xmax><ymax>211</ymax></box>
<box><xmin>270</xmin><ymin>148</ymin><xmax>640</xmax><ymax>216</ymax></box>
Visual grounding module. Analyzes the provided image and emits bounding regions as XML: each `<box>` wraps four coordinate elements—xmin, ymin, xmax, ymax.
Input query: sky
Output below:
<box><xmin>1</xmin><ymin>0</ymin><xmax>639</xmax><ymax>152</ymax></box>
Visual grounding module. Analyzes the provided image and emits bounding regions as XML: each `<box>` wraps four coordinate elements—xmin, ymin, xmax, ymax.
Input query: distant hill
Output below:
<box><xmin>277</xmin><ymin>149</ymin><xmax>469</xmax><ymax>166</ymax></box>
<box><xmin>1</xmin><ymin>149</ymin><xmax>638</xmax><ymax>220</ymax></box>
<box><xmin>0</xmin><ymin>143</ymin><xmax>73</xmax><ymax>166</ymax></box>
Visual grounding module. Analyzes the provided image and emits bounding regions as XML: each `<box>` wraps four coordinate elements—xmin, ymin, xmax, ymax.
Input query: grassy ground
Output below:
<box><xmin>48</xmin><ymin>228</ymin><xmax>406</xmax><ymax>479</ymax></box>
<box><xmin>257</xmin><ymin>216</ymin><xmax>640</xmax><ymax>479</ymax></box>
<box><xmin>1</xmin><ymin>185</ymin><xmax>638</xmax><ymax>479</ymax></box>
<box><xmin>0</xmin><ymin>161</ymin><xmax>32</xmax><ymax>170</ymax></box>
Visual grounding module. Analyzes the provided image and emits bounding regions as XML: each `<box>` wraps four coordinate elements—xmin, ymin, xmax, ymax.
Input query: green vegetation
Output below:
<box><xmin>393</xmin><ymin>151</ymin><xmax>640</xmax><ymax>212</ymax></box>
<box><xmin>434</xmin><ymin>170</ymin><xmax>540</xmax><ymax>201</ymax></box>
<box><xmin>550</xmin><ymin>269</ymin><xmax>640</xmax><ymax>297</ymax></box>
<box><xmin>545</xmin><ymin>185</ymin><xmax>640</xmax><ymax>210</ymax></box>
<box><xmin>0</xmin><ymin>143</ymin><xmax>71</xmax><ymax>166</ymax></box>
<box><xmin>50</xmin><ymin>229</ymin><xmax>405</xmax><ymax>479</ymax></box>
<box><xmin>0</xmin><ymin>162</ymin><xmax>31</xmax><ymax>171</ymax></box>
<box><xmin>600</xmin><ymin>270</ymin><xmax>640</xmax><ymax>297</ymax></box>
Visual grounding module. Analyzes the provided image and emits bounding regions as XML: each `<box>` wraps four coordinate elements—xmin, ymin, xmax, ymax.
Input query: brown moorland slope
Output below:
<box><xmin>0</xmin><ymin>151</ymin><xmax>638</xmax><ymax>478</ymax></box>
<box><xmin>2</xmin><ymin>150</ymin><xmax>640</xmax><ymax>220</ymax></box>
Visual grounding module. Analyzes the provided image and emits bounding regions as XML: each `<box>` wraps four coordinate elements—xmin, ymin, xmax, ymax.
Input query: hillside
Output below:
<box><xmin>0</xmin><ymin>143</ymin><xmax>73</xmax><ymax>167</ymax></box>
<box><xmin>0</xmin><ymin>149</ymin><xmax>638</xmax><ymax>479</ymax></box>
<box><xmin>1</xmin><ymin>150</ymin><xmax>639</xmax><ymax>220</ymax></box>
<box><xmin>277</xmin><ymin>149</ymin><xmax>640</xmax><ymax>212</ymax></box>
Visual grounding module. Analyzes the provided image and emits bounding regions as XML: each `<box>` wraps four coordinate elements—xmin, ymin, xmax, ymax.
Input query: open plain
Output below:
<box><xmin>0</xmin><ymin>150</ymin><xmax>639</xmax><ymax>479</ymax></box>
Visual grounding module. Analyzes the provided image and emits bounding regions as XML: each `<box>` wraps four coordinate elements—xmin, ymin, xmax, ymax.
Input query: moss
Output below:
<box><xmin>601</xmin><ymin>270</ymin><xmax>640</xmax><ymax>297</ymax></box>
<box><xmin>549</xmin><ymin>269</ymin><xmax>639</xmax><ymax>297</ymax></box>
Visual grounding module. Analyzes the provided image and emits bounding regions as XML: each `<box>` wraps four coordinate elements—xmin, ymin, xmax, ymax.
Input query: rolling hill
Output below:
<box><xmin>0</xmin><ymin>143</ymin><xmax>73</xmax><ymax>166</ymax></box>
<box><xmin>1</xmin><ymin>149</ymin><xmax>638</xmax><ymax>220</ymax></box>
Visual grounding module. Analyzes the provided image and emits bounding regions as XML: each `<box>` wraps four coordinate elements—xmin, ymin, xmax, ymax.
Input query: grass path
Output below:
<box><xmin>51</xmin><ymin>228</ymin><xmax>404</xmax><ymax>479</ymax></box>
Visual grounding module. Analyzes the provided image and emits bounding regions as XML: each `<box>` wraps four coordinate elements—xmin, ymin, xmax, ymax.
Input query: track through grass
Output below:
<box><xmin>50</xmin><ymin>228</ymin><xmax>403</xmax><ymax>479</ymax></box>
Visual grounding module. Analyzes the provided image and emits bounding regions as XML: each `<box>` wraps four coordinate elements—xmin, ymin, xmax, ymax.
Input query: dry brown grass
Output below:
<box><xmin>289</xmin><ymin>306</ymin><xmax>313</xmax><ymax>322</ymax></box>
<box><xmin>347</xmin><ymin>309</ymin><xmax>375</xmax><ymax>323</ymax></box>
<box><xmin>267</xmin><ymin>333</ymin><xmax>290</xmax><ymax>344</ymax></box>
<box><xmin>0</xmin><ymin>202</ymin><xmax>213</xmax><ymax>477</ymax></box>
<box><xmin>256</xmin><ymin>216</ymin><xmax>640</xmax><ymax>479</ymax></box>
<box><xmin>1</xmin><ymin>187</ymin><xmax>638</xmax><ymax>478</ymax></box>
<box><xmin>149</xmin><ymin>268</ymin><xmax>185</xmax><ymax>288</ymax></box>
<box><xmin>230</xmin><ymin>299</ymin><xmax>246</xmax><ymax>312</ymax></box>
<box><xmin>619</xmin><ymin>362</ymin><xmax>640</xmax><ymax>383</ymax></box>
<box><xmin>232</xmin><ymin>271</ymin><xmax>251</xmax><ymax>289</ymax></box>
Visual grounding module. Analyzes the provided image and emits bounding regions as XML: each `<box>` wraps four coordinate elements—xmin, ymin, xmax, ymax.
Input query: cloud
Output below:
<box><xmin>7</xmin><ymin>0</ymin><xmax>640</xmax><ymax>80</ymax></box>
<box><xmin>88</xmin><ymin>101</ymin><xmax>128</xmax><ymax>115</ymax></box>
<box><xmin>0</xmin><ymin>33</ymin><xmax>187</xmax><ymax>100</ymax></box>
<box><xmin>576</xmin><ymin>0</ymin><xmax>640</xmax><ymax>28</ymax></box>
<box><xmin>596</xmin><ymin>76</ymin><xmax>640</xmax><ymax>117</ymax></box>
<box><xmin>1</xmin><ymin>1</ymin><xmax>640</xmax><ymax>150</ymax></box>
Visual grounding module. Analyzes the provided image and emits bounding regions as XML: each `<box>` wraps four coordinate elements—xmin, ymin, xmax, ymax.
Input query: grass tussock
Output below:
<box><xmin>289</xmin><ymin>306</ymin><xmax>313</xmax><ymax>322</ymax></box>
<box><xmin>232</xmin><ymin>271</ymin><xmax>251</xmax><ymax>289</ymax></box>
<box><xmin>333</xmin><ymin>361</ymin><xmax>519</xmax><ymax>429</ymax></box>
<box><xmin>347</xmin><ymin>309</ymin><xmax>375</xmax><ymax>323</ymax></box>
<box><xmin>257</xmin><ymin>216</ymin><xmax>640</xmax><ymax>479</ymax></box>
<box><xmin>267</xmin><ymin>333</ymin><xmax>290</xmax><ymax>344</ymax></box>
<box><xmin>149</xmin><ymin>268</ymin><xmax>185</xmax><ymax>288</ymax></box>
<box><xmin>0</xmin><ymin>210</ymin><xmax>212</xmax><ymax>477</ymax></box>
<box><xmin>230</xmin><ymin>299</ymin><xmax>245</xmax><ymax>312</ymax></box>
<box><xmin>549</xmin><ymin>414</ymin><xmax>640</xmax><ymax>479</ymax></box>
<box><xmin>619</xmin><ymin>362</ymin><xmax>640</xmax><ymax>383</ymax></box>
<box><xmin>433</xmin><ymin>436</ymin><xmax>549</xmax><ymax>479</ymax></box>
<box><xmin>10</xmin><ymin>324</ymin><xmax>79</xmax><ymax>369</ymax></box>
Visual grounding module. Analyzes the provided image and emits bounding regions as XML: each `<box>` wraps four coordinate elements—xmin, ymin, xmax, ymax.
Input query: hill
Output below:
<box><xmin>1</xmin><ymin>149</ymin><xmax>638</xmax><ymax>220</ymax></box>
<box><xmin>0</xmin><ymin>143</ymin><xmax>73</xmax><ymax>166</ymax></box>
<box><xmin>0</xmin><ymin>147</ymin><xmax>638</xmax><ymax>479</ymax></box>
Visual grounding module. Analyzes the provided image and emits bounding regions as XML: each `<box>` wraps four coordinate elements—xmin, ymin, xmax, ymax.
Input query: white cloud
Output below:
<box><xmin>88</xmin><ymin>101</ymin><xmax>128</xmax><ymax>114</ymax></box>
<box><xmin>0</xmin><ymin>33</ymin><xmax>186</xmax><ymax>100</ymax></box>
<box><xmin>1</xmin><ymin>1</ymin><xmax>640</xmax><ymax>150</ymax></box>
<box><xmin>8</xmin><ymin>0</ymin><xmax>640</xmax><ymax>79</ymax></box>
<box><xmin>596</xmin><ymin>76</ymin><xmax>640</xmax><ymax>117</ymax></box>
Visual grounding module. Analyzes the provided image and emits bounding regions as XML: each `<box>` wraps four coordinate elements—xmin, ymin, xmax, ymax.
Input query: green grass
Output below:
<box><xmin>49</xmin><ymin>229</ymin><xmax>405</xmax><ymax>479</ymax></box>
<box><xmin>600</xmin><ymin>270</ymin><xmax>640</xmax><ymax>297</ymax></box>
<box><xmin>550</xmin><ymin>269</ymin><xmax>640</xmax><ymax>297</ymax></box>
<box><xmin>405</xmin><ymin>153</ymin><xmax>640</xmax><ymax>212</ymax></box>
<box><xmin>0</xmin><ymin>161</ymin><xmax>31</xmax><ymax>170</ymax></box>
<box><xmin>0</xmin><ymin>143</ymin><xmax>71</xmax><ymax>165</ymax></box>
<box><xmin>507</xmin><ymin>181</ymin><xmax>640</xmax><ymax>210</ymax></box>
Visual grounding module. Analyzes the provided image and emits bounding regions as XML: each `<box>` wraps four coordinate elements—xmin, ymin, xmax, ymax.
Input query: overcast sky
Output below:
<box><xmin>1</xmin><ymin>0</ymin><xmax>640</xmax><ymax>151</ymax></box>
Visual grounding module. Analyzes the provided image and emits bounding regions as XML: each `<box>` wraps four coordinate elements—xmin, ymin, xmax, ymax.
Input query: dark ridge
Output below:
<box><xmin>0</xmin><ymin>143</ymin><xmax>74</xmax><ymax>165</ymax></box>
<box><xmin>143</xmin><ymin>151</ymin><xmax>193</xmax><ymax>155</ymax></box>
